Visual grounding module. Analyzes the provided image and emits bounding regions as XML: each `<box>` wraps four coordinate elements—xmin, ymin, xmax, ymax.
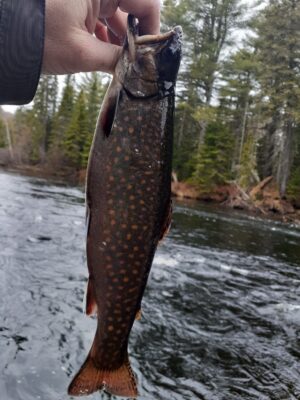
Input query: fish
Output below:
<box><xmin>68</xmin><ymin>15</ymin><xmax>182</xmax><ymax>398</ymax></box>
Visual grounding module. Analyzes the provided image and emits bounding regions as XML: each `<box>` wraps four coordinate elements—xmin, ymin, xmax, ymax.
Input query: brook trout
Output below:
<box><xmin>68</xmin><ymin>15</ymin><xmax>182</xmax><ymax>398</ymax></box>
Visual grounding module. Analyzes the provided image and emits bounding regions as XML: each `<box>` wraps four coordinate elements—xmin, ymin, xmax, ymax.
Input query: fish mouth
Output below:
<box><xmin>135</xmin><ymin>28</ymin><xmax>182</xmax><ymax>46</ymax></box>
<box><xmin>128</xmin><ymin>14</ymin><xmax>182</xmax><ymax>50</ymax></box>
<box><xmin>127</xmin><ymin>15</ymin><xmax>182</xmax><ymax>86</ymax></box>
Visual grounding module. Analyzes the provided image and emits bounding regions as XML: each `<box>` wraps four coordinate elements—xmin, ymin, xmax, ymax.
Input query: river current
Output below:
<box><xmin>0</xmin><ymin>171</ymin><xmax>299</xmax><ymax>400</ymax></box>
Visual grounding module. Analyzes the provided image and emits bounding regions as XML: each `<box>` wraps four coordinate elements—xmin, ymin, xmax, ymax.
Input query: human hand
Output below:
<box><xmin>42</xmin><ymin>0</ymin><xmax>160</xmax><ymax>75</ymax></box>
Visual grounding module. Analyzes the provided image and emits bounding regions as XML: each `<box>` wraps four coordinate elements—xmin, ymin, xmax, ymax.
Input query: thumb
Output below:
<box><xmin>73</xmin><ymin>32</ymin><xmax>122</xmax><ymax>74</ymax></box>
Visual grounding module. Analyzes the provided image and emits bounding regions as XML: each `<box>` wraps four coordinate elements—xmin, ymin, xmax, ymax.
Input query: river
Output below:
<box><xmin>0</xmin><ymin>171</ymin><xmax>299</xmax><ymax>400</ymax></box>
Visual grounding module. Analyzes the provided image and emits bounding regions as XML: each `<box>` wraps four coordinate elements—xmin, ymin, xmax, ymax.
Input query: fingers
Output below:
<box><xmin>100</xmin><ymin>0</ymin><xmax>160</xmax><ymax>35</ymax></box>
<box><xmin>119</xmin><ymin>0</ymin><xmax>161</xmax><ymax>35</ymax></box>
<box><xmin>105</xmin><ymin>9</ymin><xmax>127</xmax><ymax>43</ymax></box>
<box><xmin>107</xmin><ymin>28</ymin><xmax>122</xmax><ymax>46</ymax></box>
<box><xmin>76</xmin><ymin>32</ymin><xmax>122</xmax><ymax>73</ymax></box>
<box><xmin>95</xmin><ymin>20</ymin><xmax>109</xmax><ymax>42</ymax></box>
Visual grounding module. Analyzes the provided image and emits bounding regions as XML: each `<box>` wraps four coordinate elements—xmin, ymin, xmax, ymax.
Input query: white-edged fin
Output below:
<box><xmin>85</xmin><ymin>278</ymin><xmax>98</xmax><ymax>316</ymax></box>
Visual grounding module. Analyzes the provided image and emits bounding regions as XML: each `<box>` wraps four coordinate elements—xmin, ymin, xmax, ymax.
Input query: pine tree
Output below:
<box><xmin>64</xmin><ymin>90</ymin><xmax>89</xmax><ymax>169</ymax></box>
<box><xmin>48</xmin><ymin>75</ymin><xmax>76</xmax><ymax>167</ymax></box>
<box><xmin>192</xmin><ymin>119</ymin><xmax>234</xmax><ymax>189</ymax></box>
<box><xmin>219</xmin><ymin>48</ymin><xmax>260</xmax><ymax>186</ymax></box>
<box><xmin>253</xmin><ymin>0</ymin><xmax>300</xmax><ymax>195</ymax></box>
<box><xmin>287</xmin><ymin>126</ymin><xmax>300</xmax><ymax>201</ymax></box>
<box><xmin>162</xmin><ymin>0</ymin><xmax>247</xmax><ymax>180</ymax></box>
<box><xmin>80</xmin><ymin>72</ymin><xmax>106</xmax><ymax>166</ymax></box>
<box><xmin>30</xmin><ymin>75</ymin><xmax>59</xmax><ymax>163</ymax></box>
<box><xmin>0</xmin><ymin>118</ymin><xmax>6</xmax><ymax>148</ymax></box>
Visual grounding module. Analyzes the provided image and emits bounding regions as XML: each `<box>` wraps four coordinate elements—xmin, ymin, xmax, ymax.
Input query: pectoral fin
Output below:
<box><xmin>100</xmin><ymin>81</ymin><xmax>121</xmax><ymax>137</ymax></box>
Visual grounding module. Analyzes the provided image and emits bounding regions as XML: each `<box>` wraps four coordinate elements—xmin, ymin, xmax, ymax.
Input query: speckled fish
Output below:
<box><xmin>68</xmin><ymin>15</ymin><xmax>182</xmax><ymax>398</ymax></box>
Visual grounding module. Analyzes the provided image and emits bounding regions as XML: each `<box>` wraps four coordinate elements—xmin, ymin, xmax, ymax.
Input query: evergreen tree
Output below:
<box><xmin>192</xmin><ymin>119</ymin><xmax>234</xmax><ymax>189</ymax></box>
<box><xmin>64</xmin><ymin>90</ymin><xmax>89</xmax><ymax>169</ymax></box>
<box><xmin>80</xmin><ymin>72</ymin><xmax>106</xmax><ymax>166</ymax></box>
<box><xmin>83</xmin><ymin>72</ymin><xmax>106</xmax><ymax>133</ymax></box>
<box><xmin>30</xmin><ymin>75</ymin><xmax>59</xmax><ymax>163</ymax></box>
<box><xmin>253</xmin><ymin>0</ymin><xmax>300</xmax><ymax>195</ymax></box>
<box><xmin>163</xmin><ymin>0</ymin><xmax>247</xmax><ymax>179</ymax></box>
<box><xmin>287</xmin><ymin>126</ymin><xmax>300</xmax><ymax>200</ymax></box>
<box><xmin>48</xmin><ymin>75</ymin><xmax>76</xmax><ymax>166</ymax></box>
<box><xmin>219</xmin><ymin>48</ymin><xmax>259</xmax><ymax>184</ymax></box>
<box><xmin>0</xmin><ymin>118</ymin><xmax>6</xmax><ymax>148</ymax></box>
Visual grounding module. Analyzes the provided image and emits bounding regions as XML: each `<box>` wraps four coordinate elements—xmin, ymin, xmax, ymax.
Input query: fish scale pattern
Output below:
<box><xmin>87</xmin><ymin>92</ymin><xmax>173</xmax><ymax>371</ymax></box>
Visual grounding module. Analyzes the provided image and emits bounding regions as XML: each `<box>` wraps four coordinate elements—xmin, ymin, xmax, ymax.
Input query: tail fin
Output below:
<box><xmin>68</xmin><ymin>351</ymin><xmax>138</xmax><ymax>397</ymax></box>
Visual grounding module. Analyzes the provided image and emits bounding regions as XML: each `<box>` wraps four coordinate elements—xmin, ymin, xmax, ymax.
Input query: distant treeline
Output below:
<box><xmin>0</xmin><ymin>0</ymin><xmax>299</xmax><ymax>200</ymax></box>
<box><xmin>0</xmin><ymin>73</ymin><xmax>106</xmax><ymax>172</ymax></box>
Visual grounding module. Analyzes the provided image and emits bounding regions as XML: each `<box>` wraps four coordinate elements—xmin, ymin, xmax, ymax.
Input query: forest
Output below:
<box><xmin>0</xmin><ymin>0</ymin><xmax>299</xmax><ymax>211</ymax></box>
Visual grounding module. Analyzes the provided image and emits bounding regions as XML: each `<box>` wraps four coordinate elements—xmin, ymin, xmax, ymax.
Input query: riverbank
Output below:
<box><xmin>2</xmin><ymin>165</ymin><xmax>300</xmax><ymax>225</ymax></box>
<box><xmin>172</xmin><ymin>177</ymin><xmax>300</xmax><ymax>225</ymax></box>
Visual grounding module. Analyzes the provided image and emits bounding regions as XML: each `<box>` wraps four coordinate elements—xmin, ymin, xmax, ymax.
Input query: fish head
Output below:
<box><xmin>116</xmin><ymin>15</ymin><xmax>182</xmax><ymax>98</ymax></box>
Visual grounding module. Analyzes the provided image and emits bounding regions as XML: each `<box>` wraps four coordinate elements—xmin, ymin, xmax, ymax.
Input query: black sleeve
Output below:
<box><xmin>0</xmin><ymin>0</ymin><xmax>45</xmax><ymax>105</ymax></box>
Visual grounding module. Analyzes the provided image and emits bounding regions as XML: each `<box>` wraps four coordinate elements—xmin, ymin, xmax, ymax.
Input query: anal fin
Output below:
<box><xmin>85</xmin><ymin>278</ymin><xmax>98</xmax><ymax>316</ymax></box>
<box><xmin>159</xmin><ymin>200</ymin><xmax>172</xmax><ymax>244</ymax></box>
<box><xmin>135</xmin><ymin>309</ymin><xmax>142</xmax><ymax>320</ymax></box>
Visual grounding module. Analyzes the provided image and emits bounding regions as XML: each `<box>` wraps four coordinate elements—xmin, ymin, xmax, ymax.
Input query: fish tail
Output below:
<box><xmin>68</xmin><ymin>342</ymin><xmax>138</xmax><ymax>397</ymax></box>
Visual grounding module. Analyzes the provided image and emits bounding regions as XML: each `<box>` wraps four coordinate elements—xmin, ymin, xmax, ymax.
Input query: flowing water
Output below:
<box><xmin>0</xmin><ymin>171</ymin><xmax>300</xmax><ymax>400</ymax></box>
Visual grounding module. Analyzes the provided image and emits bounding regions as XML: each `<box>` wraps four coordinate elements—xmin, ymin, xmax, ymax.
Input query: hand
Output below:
<box><xmin>42</xmin><ymin>0</ymin><xmax>160</xmax><ymax>75</ymax></box>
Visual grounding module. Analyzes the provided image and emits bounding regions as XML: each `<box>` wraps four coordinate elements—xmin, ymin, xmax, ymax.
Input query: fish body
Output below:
<box><xmin>69</xmin><ymin>15</ymin><xmax>182</xmax><ymax>398</ymax></box>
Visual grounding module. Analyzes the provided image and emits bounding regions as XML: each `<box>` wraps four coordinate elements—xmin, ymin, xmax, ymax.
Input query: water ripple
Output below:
<box><xmin>0</xmin><ymin>171</ymin><xmax>299</xmax><ymax>399</ymax></box>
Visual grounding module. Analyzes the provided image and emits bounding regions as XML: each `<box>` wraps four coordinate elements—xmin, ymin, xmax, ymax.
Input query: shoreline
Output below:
<box><xmin>2</xmin><ymin>165</ymin><xmax>300</xmax><ymax>226</ymax></box>
<box><xmin>171</xmin><ymin>180</ymin><xmax>300</xmax><ymax>225</ymax></box>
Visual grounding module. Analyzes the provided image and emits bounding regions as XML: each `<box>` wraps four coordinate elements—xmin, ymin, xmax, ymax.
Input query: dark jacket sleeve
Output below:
<box><xmin>0</xmin><ymin>0</ymin><xmax>45</xmax><ymax>105</ymax></box>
